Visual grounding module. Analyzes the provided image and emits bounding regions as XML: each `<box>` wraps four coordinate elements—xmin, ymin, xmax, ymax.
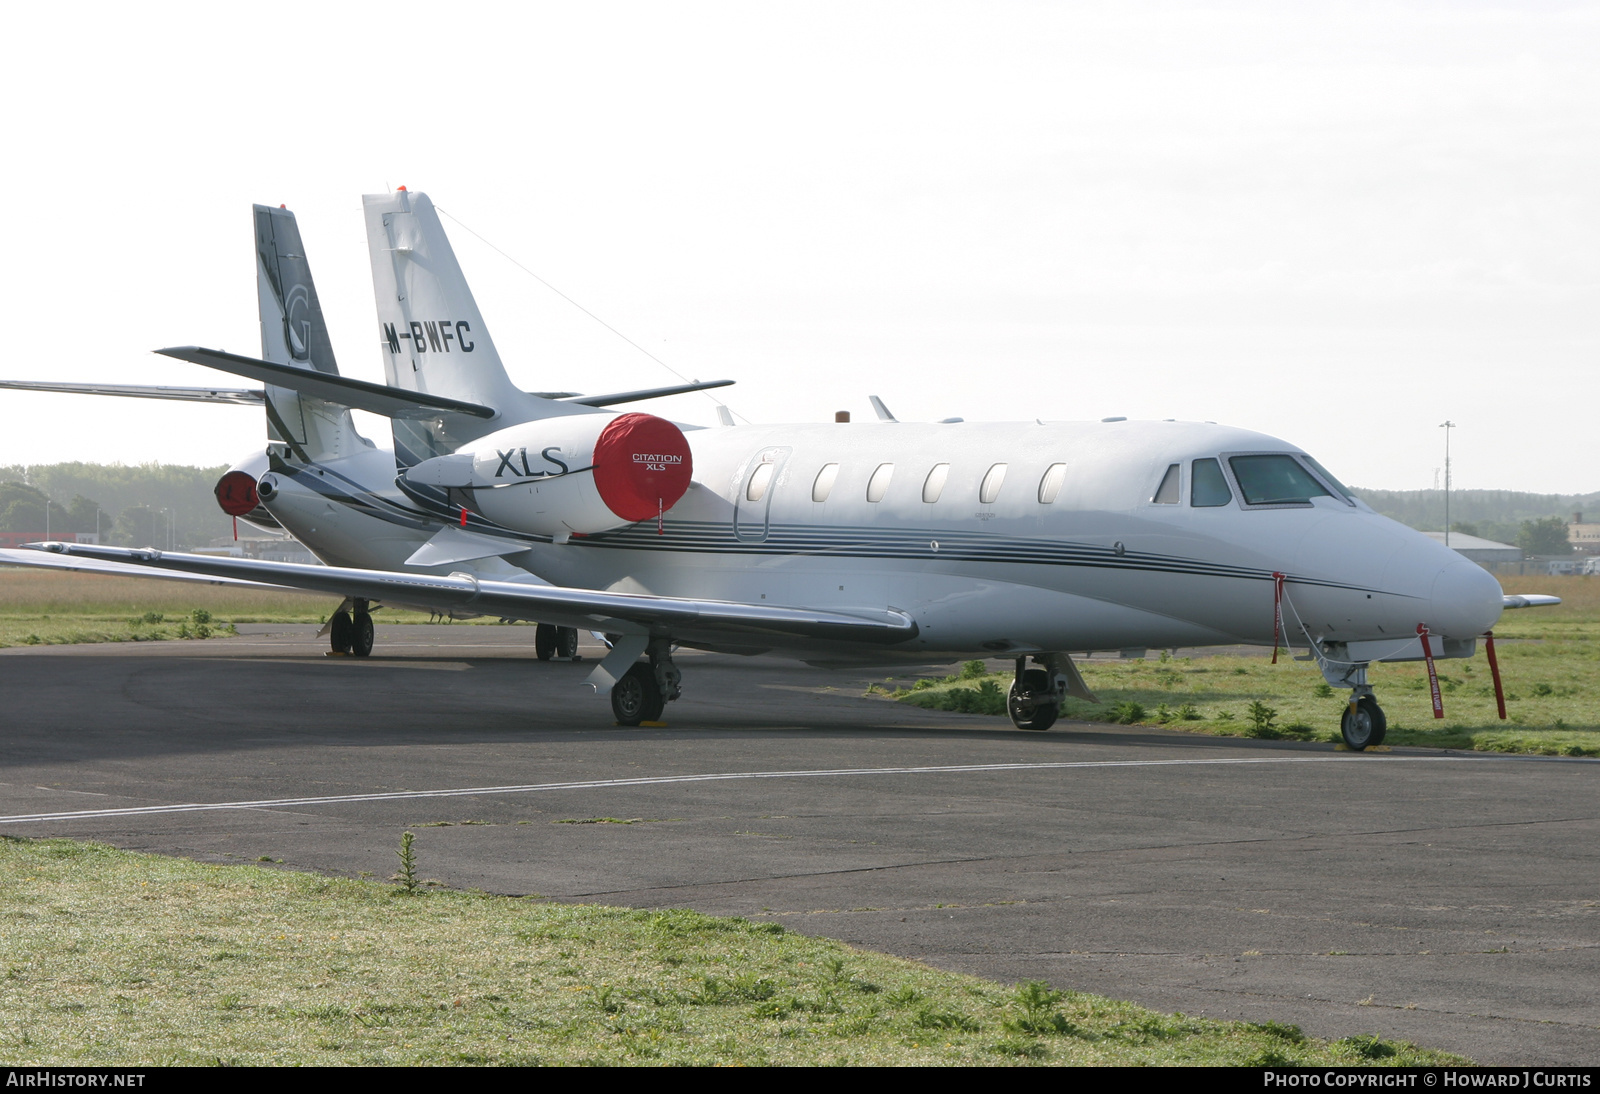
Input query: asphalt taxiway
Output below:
<box><xmin>1</xmin><ymin>625</ymin><xmax>1596</xmax><ymax>1064</ymax></box>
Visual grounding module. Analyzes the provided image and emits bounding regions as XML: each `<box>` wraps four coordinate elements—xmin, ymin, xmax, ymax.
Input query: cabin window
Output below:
<box><xmin>1152</xmin><ymin>463</ymin><xmax>1180</xmax><ymax>504</ymax></box>
<box><xmin>811</xmin><ymin>463</ymin><xmax>839</xmax><ymax>503</ymax></box>
<box><xmin>866</xmin><ymin>462</ymin><xmax>894</xmax><ymax>503</ymax></box>
<box><xmin>1038</xmin><ymin>463</ymin><xmax>1067</xmax><ymax>504</ymax></box>
<box><xmin>1191</xmin><ymin>458</ymin><xmax>1232</xmax><ymax>507</ymax></box>
<box><xmin>979</xmin><ymin>463</ymin><xmax>1007</xmax><ymax>504</ymax></box>
<box><xmin>1229</xmin><ymin>454</ymin><xmax>1331</xmax><ymax>506</ymax></box>
<box><xmin>746</xmin><ymin>462</ymin><xmax>775</xmax><ymax>502</ymax></box>
<box><xmin>922</xmin><ymin>463</ymin><xmax>949</xmax><ymax>503</ymax></box>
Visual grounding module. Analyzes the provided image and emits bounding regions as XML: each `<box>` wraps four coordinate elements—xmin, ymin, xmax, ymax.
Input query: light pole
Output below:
<box><xmin>1440</xmin><ymin>421</ymin><xmax>1455</xmax><ymax>547</ymax></box>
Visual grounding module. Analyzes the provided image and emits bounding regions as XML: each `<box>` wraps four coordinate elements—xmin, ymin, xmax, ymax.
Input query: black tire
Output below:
<box><xmin>1008</xmin><ymin>668</ymin><xmax>1058</xmax><ymax>732</ymax></box>
<box><xmin>351</xmin><ymin>612</ymin><xmax>375</xmax><ymax>658</ymax></box>
<box><xmin>1340</xmin><ymin>696</ymin><xmax>1387</xmax><ymax>751</ymax></box>
<box><xmin>535</xmin><ymin>622</ymin><xmax>557</xmax><ymax>661</ymax></box>
<box><xmin>556</xmin><ymin>627</ymin><xmax>579</xmax><ymax>659</ymax></box>
<box><xmin>611</xmin><ymin>662</ymin><xmax>665</xmax><ymax>726</ymax></box>
<box><xmin>329</xmin><ymin>610</ymin><xmax>353</xmax><ymax>654</ymax></box>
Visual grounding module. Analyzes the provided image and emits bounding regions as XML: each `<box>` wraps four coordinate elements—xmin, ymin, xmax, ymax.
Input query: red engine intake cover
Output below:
<box><xmin>214</xmin><ymin>470</ymin><xmax>260</xmax><ymax>516</ymax></box>
<box><xmin>591</xmin><ymin>413</ymin><xmax>694</xmax><ymax>523</ymax></box>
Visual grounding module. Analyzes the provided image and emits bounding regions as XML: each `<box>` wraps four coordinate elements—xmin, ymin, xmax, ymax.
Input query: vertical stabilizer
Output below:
<box><xmin>255</xmin><ymin>205</ymin><xmax>366</xmax><ymax>463</ymax></box>
<box><xmin>363</xmin><ymin>189</ymin><xmax>586</xmax><ymax>468</ymax></box>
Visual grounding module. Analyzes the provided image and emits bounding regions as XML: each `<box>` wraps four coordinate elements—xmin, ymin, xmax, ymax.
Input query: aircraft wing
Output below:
<box><xmin>19</xmin><ymin>543</ymin><xmax>919</xmax><ymax>647</ymax></box>
<box><xmin>0</xmin><ymin>548</ymin><xmax>300</xmax><ymax>590</ymax></box>
<box><xmin>1502</xmin><ymin>594</ymin><xmax>1563</xmax><ymax>609</ymax></box>
<box><xmin>0</xmin><ymin>380</ymin><xmax>266</xmax><ymax>405</ymax></box>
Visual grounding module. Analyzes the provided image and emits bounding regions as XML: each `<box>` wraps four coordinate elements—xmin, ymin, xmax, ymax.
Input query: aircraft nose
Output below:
<box><xmin>1429</xmin><ymin>559</ymin><xmax>1503</xmax><ymax>638</ymax></box>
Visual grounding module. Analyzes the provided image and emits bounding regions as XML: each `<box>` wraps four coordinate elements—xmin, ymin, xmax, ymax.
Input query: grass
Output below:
<box><xmin>893</xmin><ymin>575</ymin><xmax>1600</xmax><ymax>757</ymax></box>
<box><xmin>0</xmin><ymin>836</ymin><xmax>1465</xmax><ymax>1067</ymax></box>
<box><xmin>0</xmin><ymin>568</ymin><xmax>518</xmax><ymax>648</ymax></box>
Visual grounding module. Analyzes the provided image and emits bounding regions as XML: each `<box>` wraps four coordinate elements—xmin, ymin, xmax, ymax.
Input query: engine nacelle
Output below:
<box><xmin>215</xmin><ymin>451</ymin><xmax>284</xmax><ymax>531</ymax></box>
<box><xmin>406</xmin><ymin>411</ymin><xmax>694</xmax><ymax>537</ymax></box>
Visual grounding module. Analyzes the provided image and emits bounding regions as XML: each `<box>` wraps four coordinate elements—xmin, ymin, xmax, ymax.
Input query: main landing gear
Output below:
<box><xmin>1005</xmin><ymin>653</ymin><xmax>1098</xmax><ymax>732</ymax></box>
<box><xmin>534</xmin><ymin>623</ymin><xmax>580</xmax><ymax>661</ymax></box>
<box><xmin>1008</xmin><ymin>663</ymin><xmax>1058</xmax><ymax>732</ymax></box>
<box><xmin>328</xmin><ymin>598</ymin><xmax>375</xmax><ymax>657</ymax></box>
<box><xmin>609</xmin><ymin>638</ymin><xmax>682</xmax><ymax>726</ymax></box>
<box><xmin>1008</xmin><ymin>654</ymin><xmax>1085</xmax><ymax>732</ymax></box>
<box><xmin>611</xmin><ymin>663</ymin><xmax>665</xmax><ymax>724</ymax></box>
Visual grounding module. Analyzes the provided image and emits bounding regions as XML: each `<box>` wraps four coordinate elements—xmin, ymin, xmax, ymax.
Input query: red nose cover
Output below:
<box><xmin>214</xmin><ymin>470</ymin><xmax>260</xmax><ymax>516</ymax></box>
<box><xmin>591</xmin><ymin>413</ymin><xmax>694</xmax><ymax>523</ymax></box>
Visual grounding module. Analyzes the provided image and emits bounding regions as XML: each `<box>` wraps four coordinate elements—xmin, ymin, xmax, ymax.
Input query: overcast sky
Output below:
<box><xmin>2</xmin><ymin>1</ymin><xmax>1594</xmax><ymax>493</ymax></box>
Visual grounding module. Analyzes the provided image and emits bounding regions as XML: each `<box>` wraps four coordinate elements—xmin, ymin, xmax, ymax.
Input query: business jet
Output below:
<box><xmin>0</xmin><ymin>190</ymin><xmax>1557</xmax><ymax>748</ymax></box>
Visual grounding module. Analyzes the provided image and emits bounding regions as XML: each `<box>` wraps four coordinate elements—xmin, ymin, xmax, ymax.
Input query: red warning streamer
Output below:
<box><xmin>1417</xmin><ymin>623</ymin><xmax>1444</xmax><ymax>719</ymax></box>
<box><xmin>1483</xmin><ymin>630</ymin><xmax>1507</xmax><ymax>720</ymax></box>
<box><xmin>1270</xmin><ymin>571</ymin><xmax>1286</xmax><ymax>664</ymax></box>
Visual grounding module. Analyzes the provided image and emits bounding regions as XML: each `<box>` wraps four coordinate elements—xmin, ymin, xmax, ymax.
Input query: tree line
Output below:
<box><xmin>0</xmin><ymin>463</ymin><xmax>231</xmax><ymax>548</ymax></box>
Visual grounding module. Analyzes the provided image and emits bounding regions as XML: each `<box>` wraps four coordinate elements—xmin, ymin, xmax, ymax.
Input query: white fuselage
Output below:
<box><xmin>249</xmin><ymin>417</ymin><xmax>1504</xmax><ymax>659</ymax></box>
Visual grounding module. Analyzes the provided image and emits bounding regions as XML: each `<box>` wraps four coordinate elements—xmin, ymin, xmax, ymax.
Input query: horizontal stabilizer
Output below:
<box><xmin>22</xmin><ymin>543</ymin><xmax>920</xmax><ymax>648</ymax></box>
<box><xmin>1502</xmin><ymin>594</ymin><xmax>1563</xmax><ymax>609</ymax></box>
<box><xmin>157</xmin><ymin>347</ymin><xmax>497</xmax><ymax>420</ymax></box>
<box><xmin>555</xmin><ymin>379</ymin><xmax>734</xmax><ymax>407</ymax></box>
<box><xmin>0</xmin><ymin>380</ymin><xmax>264</xmax><ymax>405</ymax></box>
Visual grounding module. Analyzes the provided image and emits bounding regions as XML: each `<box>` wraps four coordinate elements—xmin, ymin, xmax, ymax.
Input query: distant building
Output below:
<box><xmin>0</xmin><ymin>531</ymin><xmax>97</xmax><ymax>548</ymax></box>
<box><xmin>1423</xmin><ymin>531</ymin><xmax>1521</xmax><ymax>567</ymax></box>
<box><xmin>1567</xmin><ymin>512</ymin><xmax>1600</xmax><ymax>555</ymax></box>
<box><xmin>195</xmin><ymin>533</ymin><xmax>319</xmax><ymax>565</ymax></box>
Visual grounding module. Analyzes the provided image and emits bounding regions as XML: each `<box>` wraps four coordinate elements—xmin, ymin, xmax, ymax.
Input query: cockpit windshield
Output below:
<box><xmin>1228</xmin><ymin>454</ymin><xmax>1332</xmax><ymax>506</ymax></box>
<box><xmin>1301</xmin><ymin>455</ymin><xmax>1355</xmax><ymax>503</ymax></box>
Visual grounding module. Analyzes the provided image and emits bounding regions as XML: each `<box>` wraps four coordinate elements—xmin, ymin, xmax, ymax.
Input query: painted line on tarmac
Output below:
<box><xmin>0</xmin><ymin>754</ymin><xmax>1487</xmax><ymax>825</ymax></box>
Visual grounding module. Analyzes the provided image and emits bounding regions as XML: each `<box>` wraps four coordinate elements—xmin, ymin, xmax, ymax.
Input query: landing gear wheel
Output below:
<box><xmin>351</xmin><ymin>612</ymin><xmax>374</xmax><ymax>658</ymax></box>
<box><xmin>1340</xmin><ymin>695</ymin><xmax>1387</xmax><ymax>751</ymax></box>
<box><xmin>1008</xmin><ymin>668</ymin><xmax>1058</xmax><ymax>732</ymax></box>
<box><xmin>611</xmin><ymin>662</ymin><xmax>665</xmax><ymax>726</ymax></box>
<box><xmin>329</xmin><ymin>610</ymin><xmax>353</xmax><ymax>654</ymax></box>
<box><xmin>535</xmin><ymin>623</ymin><xmax>557</xmax><ymax>661</ymax></box>
<box><xmin>556</xmin><ymin>627</ymin><xmax>579</xmax><ymax>659</ymax></box>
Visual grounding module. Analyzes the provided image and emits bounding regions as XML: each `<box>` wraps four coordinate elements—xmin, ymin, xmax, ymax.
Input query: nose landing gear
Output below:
<box><xmin>1340</xmin><ymin>690</ymin><xmax>1387</xmax><ymax>751</ymax></box>
<box><xmin>1315</xmin><ymin>653</ymin><xmax>1387</xmax><ymax>751</ymax></box>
